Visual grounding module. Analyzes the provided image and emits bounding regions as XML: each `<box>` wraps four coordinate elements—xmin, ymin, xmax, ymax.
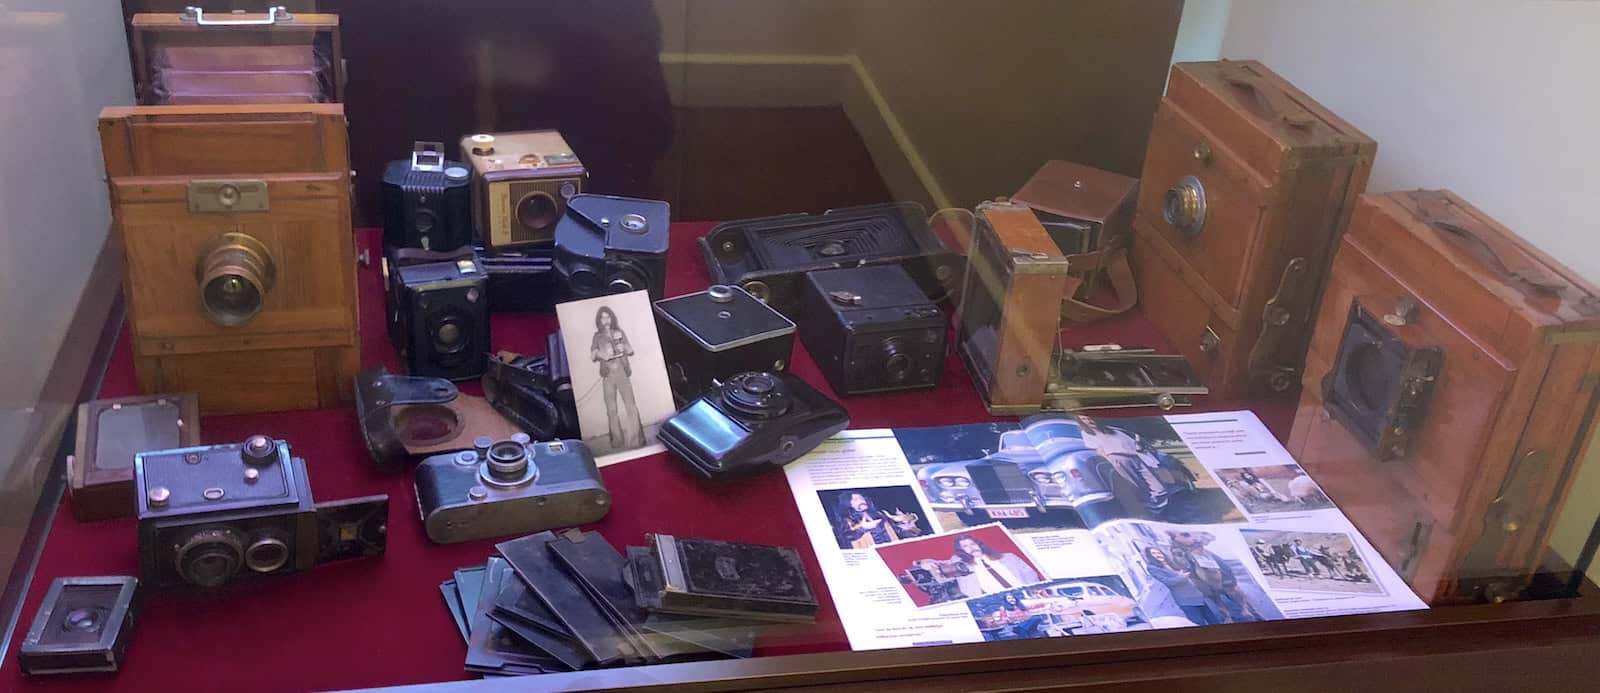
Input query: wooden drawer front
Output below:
<box><xmin>1135</xmin><ymin>101</ymin><xmax>1271</xmax><ymax>310</ymax></box>
<box><xmin>136</xmin><ymin>346</ymin><xmax>351</xmax><ymax>415</ymax></box>
<box><xmin>1130</xmin><ymin>232</ymin><xmax>1231</xmax><ymax>388</ymax></box>
<box><xmin>116</xmin><ymin>178</ymin><xmax>355</xmax><ymax>341</ymax></box>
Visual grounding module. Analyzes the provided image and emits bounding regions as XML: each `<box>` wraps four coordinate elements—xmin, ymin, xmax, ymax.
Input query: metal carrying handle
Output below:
<box><xmin>183</xmin><ymin>6</ymin><xmax>293</xmax><ymax>26</ymax></box>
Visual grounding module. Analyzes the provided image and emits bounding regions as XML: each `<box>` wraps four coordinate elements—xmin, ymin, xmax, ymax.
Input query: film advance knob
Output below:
<box><xmin>240</xmin><ymin>435</ymin><xmax>276</xmax><ymax>466</ymax></box>
<box><xmin>707</xmin><ymin>285</ymin><xmax>735</xmax><ymax>303</ymax></box>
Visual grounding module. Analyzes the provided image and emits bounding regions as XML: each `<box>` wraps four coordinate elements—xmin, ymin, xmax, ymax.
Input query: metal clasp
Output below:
<box><xmin>1247</xmin><ymin>257</ymin><xmax>1312</xmax><ymax>392</ymax></box>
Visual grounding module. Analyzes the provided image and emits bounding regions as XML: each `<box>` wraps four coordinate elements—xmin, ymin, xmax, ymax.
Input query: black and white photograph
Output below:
<box><xmin>966</xmin><ymin>575</ymin><xmax>1151</xmax><ymax>640</ymax></box>
<box><xmin>1240</xmin><ymin>529</ymin><xmax>1385</xmax><ymax>595</ymax></box>
<box><xmin>1215</xmin><ymin>464</ymin><xmax>1334</xmax><ymax>515</ymax></box>
<box><xmin>819</xmin><ymin>486</ymin><xmax>934</xmax><ymax>550</ymax></box>
<box><xmin>556</xmin><ymin>290</ymin><xmax>676</xmax><ymax>463</ymax></box>
<box><xmin>1096</xmin><ymin>522</ymin><xmax>1282</xmax><ymax>627</ymax></box>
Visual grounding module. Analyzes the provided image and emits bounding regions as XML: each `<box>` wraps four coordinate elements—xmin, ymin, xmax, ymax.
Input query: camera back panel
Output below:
<box><xmin>798</xmin><ymin>265</ymin><xmax>946</xmax><ymax>396</ymax></box>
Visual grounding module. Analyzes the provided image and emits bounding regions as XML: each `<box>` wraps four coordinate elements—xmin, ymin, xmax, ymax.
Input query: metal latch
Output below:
<box><xmin>188</xmin><ymin>180</ymin><xmax>269</xmax><ymax>214</ymax></box>
<box><xmin>1248</xmin><ymin>257</ymin><xmax>1312</xmax><ymax>392</ymax></box>
<box><xmin>1459</xmin><ymin>447</ymin><xmax>1550</xmax><ymax>598</ymax></box>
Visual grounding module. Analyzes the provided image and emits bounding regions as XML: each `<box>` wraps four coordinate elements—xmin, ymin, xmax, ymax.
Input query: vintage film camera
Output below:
<box><xmin>384</xmin><ymin>246</ymin><xmax>490</xmax><ymax>380</ymax></box>
<box><xmin>17</xmin><ymin>576</ymin><xmax>142</xmax><ymax>676</ymax></box>
<box><xmin>477</xmin><ymin>246</ymin><xmax>562</xmax><ymax>313</ymax></box>
<box><xmin>382</xmin><ymin>141</ymin><xmax>473</xmax><ymax>252</ymax></box>
<box><xmin>69</xmin><ymin>393</ymin><xmax>200</xmax><ymax>521</ymax></box>
<box><xmin>699</xmin><ymin>202</ymin><xmax>964</xmax><ymax>317</ymax></box>
<box><xmin>658</xmin><ymin>371</ymin><xmax>850</xmax><ymax>480</ymax></box>
<box><xmin>553</xmin><ymin>193</ymin><xmax>671</xmax><ymax>301</ymax></box>
<box><xmin>654</xmin><ymin>284</ymin><xmax>796</xmax><ymax>403</ymax></box>
<box><xmin>481</xmin><ymin>338</ymin><xmax>581</xmax><ymax>442</ymax></box>
<box><xmin>460</xmin><ymin>131</ymin><xmax>587</xmax><ymax>250</ymax></box>
<box><xmin>797</xmin><ymin>264</ymin><xmax>945</xmax><ymax>396</ymax></box>
<box><xmin>898</xmin><ymin>559</ymin><xmax>971</xmax><ymax>605</ymax></box>
<box><xmin>414</xmin><ymin>435</ymin><xmax>610</xmax><ymax>544</ymax></box>
<box><xmin>134</xmin><ymin>435</ymin><xmax>388</xmax><ymax>590</ymax></box>
<box><xmin>1288</xmin><ymin>190</ymin><xmax>1600</xmax><ymax>604</ymax></box>
<box><xmin>1130</xmin><ymin>61</ymin><xmax>1376</xmax><ymax>399</ymax></box>
<box><xmin>956</xmin><ymin>201</ymin><xmax>1204</xmax><ymax>414</ymax></box>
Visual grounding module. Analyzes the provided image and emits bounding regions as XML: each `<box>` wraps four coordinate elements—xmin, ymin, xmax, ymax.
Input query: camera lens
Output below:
<box><xmin>414</xmin><ymin>209</ymin><xmax>437</xmax><ymax>236</ymax></box>
<box><xmin>196</xmin><ymin>232</ymin><xmax>275</xmax><ymax>327</ymax></box>
<box><xmin>64</xmin><ymin>608</ymin><xmax>105</xmax><ymax>634</ymax></box>
<box><xmin>723</xmin><ymin>372</ymin><xmax>791</xmax><ymax>418</ymax></box>
<box><xmin>882</xmin><ymin>337</ymin><xmax>912</xmax><ymax>383</ymax></box>
<box><xmin>486</xmin><ymin>440</ymin><xmax>529</xmax><ymax>480</ymax></box>
<box><xmin>175</xmin><ymin>527</ymin><xmax>245</xmax><ymax>588</ymax></box>
<box><xmin>245</xmin><ymin>535</ymin><xmax>290</xmax><ymax>573</ymax></box>
<box><xmin>515</xmin><ymin>191</ymin><xmax>560</xmax><ymax>232</ymax></box>
<box><xmin>608</xmin><ymin>261</ymin><xmax>648</xmax><ymax>295</ymax></box>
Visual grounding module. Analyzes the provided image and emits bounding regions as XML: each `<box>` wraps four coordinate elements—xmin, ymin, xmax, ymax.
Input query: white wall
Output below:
<box><xmin>1189</xmin><ymin>0</ymin><xmax>1600</xmax><ymax>581</ymax></box>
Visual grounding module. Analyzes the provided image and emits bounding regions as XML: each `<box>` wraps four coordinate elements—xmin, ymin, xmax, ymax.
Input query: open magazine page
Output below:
<box><xmin>1077</xmin><ymin>411</ymin><xmax>1428</xmax><ymax>623</ymax></box>
<box><xmin>784</xmin><ymin>412</ymin><xmax>1427</xmax><ymax>652</ymax></box>
<box><xmin>784</xmin><ymin>429</ymin><xmax>1120</xmax><ymax>650</ymax></box>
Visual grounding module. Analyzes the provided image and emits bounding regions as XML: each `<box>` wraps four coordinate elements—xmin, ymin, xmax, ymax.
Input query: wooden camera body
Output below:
<box><xmin>1131</xmin><ymin>60</ymin><xmax>1376</xmax><ymax>400</ymax></box>
<box><xmin>1289</xmin><ymin>190</ymin><xmax>1600</xmax><ymax>604</ymax></box>
<box><xmin>99</xmin><ymin>104</ymin><xmax>359</xmax><ymax>414</ymax></box>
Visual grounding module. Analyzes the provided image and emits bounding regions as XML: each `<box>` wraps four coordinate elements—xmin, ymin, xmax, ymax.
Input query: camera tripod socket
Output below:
<box><xmin>196</xmin><ymin>232</ymin><xmax>276</xmax><ymax>327</ymax></box>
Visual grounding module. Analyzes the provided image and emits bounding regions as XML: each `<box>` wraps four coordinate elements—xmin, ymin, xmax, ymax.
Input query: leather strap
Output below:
<box><xmin>1218</xmin><ymin>61</ymin><xmax>1316</xmax><ymax>130</ymax></box>
<box><xmin>1059</xmin><ymin>243</ymin><xmax>1138</xmax><ymax>323</ymax></box>
<box><xmin>1413</xmin><ymin>194</ymin><xmax>1566</xmax><ymax>295</ymax></box>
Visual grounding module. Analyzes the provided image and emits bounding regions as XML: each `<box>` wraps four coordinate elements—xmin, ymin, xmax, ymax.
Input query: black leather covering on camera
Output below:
<box><xmin>657</xmin><ymin>371</ymin><xmax>849</xmax><ymax>480</ymax></box>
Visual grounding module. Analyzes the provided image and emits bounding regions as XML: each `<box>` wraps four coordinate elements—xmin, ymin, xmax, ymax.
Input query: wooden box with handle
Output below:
<box><xmin>1131</xmin><ymin>60</ymin><xmax>1377</xmax><ymax>400</ymax></box>
<box><xmin>99</xmin><ymin>103</ymin><xmax>359</xmax><ymax>415</ymax></box>
<box><xmin>1288</xmin><ymin>190</ymin><xmax>1600</xmax><ymax>604</ymax></box>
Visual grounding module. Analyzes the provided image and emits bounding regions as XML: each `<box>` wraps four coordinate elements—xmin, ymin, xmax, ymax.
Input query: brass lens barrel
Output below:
<box><xmin>1163</xmin><ymin>175</ymin><xmax>1207</xmax><ymax>236</ymax></box>
<box><xmin>196</xmin><ymin>232</ymin><xmax>276</xmax><ymax>327</ymax></box>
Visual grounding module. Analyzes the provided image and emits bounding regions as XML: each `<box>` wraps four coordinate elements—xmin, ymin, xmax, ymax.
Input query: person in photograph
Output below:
<box><xmin>590</xmin><ymin>305</ymin><xmax>643</xmax><ymax>450</ymax></box>
<box><xmin>1236</xmin><ymin>468</ymin><xmax>1289</xmax><ymax>502</ymax></box>
<box><xmin>1253</xmin><ymin>539</ymin><xmax>1288</xmax><ymax>578</ymax></box>
<box><xmin>951</xmin><ymin>535</ymin><xmax>1041</xmax><ymax>596</ymax></box>
<box><xmin>1144</xmin><ymin>545</ymin><xmax>1222</xmax><ymax>626</ymax></box>
<box><xmin>986</xmin><ymin>592</ymin><xmax>1046</xmax><ymax>640</ymax></box>
<box><xmin>1080</xmin><ymin>418</ymin><xmax>1168</xmax><ymax>502</ymax></box>
<box><xmin>834</xmin><ymin>491</ymin><xmax>923</xmax><ymax>549</ymax></box>
<box><xmin>1291</xmin><ymin>539</ymin><xmax>1321</xmax><ymax>577</ymax></box>
<box><xmin>1168</xmin><ymin>530</ymin><xmax>1264</xmax><ymax>623</ymax></box>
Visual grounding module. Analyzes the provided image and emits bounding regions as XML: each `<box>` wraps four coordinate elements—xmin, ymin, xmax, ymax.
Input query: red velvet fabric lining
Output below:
<box><xmin>6</xmin><ymin>225</ymin><xmax>1291</xmax><ymax>691</ymax></box>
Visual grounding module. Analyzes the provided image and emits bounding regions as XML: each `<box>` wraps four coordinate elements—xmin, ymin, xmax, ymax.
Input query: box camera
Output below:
<box><xmin>658</xmin><ymin>371</ymin><xmax>849</xmax><ymax>480</ymax></box>
<box><xmin>654</xmin><ymin>285</ymin><xmax>796</xmax><ymax>403</ymax></box>
<box><xmin>698</xmin><ymin>202</ymin><xmax>964</xmax><ymax>317</ymax></box>
<box><xmin>382</xmin><ymin>141</ymin><xmax>473</xmax><ymax>252</ymax></box>
<box><xmin>460</xmin><ymin>130</ymin><xmax>586</xmax><ymax>250</ymax></box>
<box><xmin>554</xmin><ymin>193</ymin><xmax>671</xmax><ymax>301</ymax></box>
<box><xmin>18</xmin><ymin>576</ymin><xmax>141</xmax><ymax>676</ymax></box>
<box><xmin>384</xmin><ymin>246</ymin><xmax>490</xmax><ymax>381</ymax></box>
<box><xmin>414</xmin><ymin>436</ymin><xmax>611</xmax><ymax>544</ymax></box>
<box><xmin>798</xmin><ymin>264</ymin><xmax>945</xmax><ymax>396</ymax></box>
<box><xmin>135</xmin><ymin>435</ymin><xmax>388</xmax><ymax>590</ymax></box>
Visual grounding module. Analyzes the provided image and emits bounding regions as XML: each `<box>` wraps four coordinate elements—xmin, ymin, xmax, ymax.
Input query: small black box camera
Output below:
<box><xmin>381</xmin><ymin>141</ymin><xmax>473</xmax><ymax>252</ymax></box>
<box><xmin>554</xmin><ymin>193</ymin><xmax>670</xmax><ymax>301</ymax></box>
<box><xmin>658</xmin><ymin>372</ymin><xmax>849</xmax><ymax>480</ymax></box>
<box><xmin>134</xmin><ymin>435</ymin><xmax>388</xmax><ymax>590</ymax></box>
<box><xmin>413</xmin><ymin>435</ymin><xmax>610</xmax><ymax>544</ymax></box>
<box><xmin>654</xmin><ymin>285</ymin><xmax>796</xmax><ymax>403</ymax></box>
<box><xmin>797</xmin><ymin>264</ymin><xmax>946</xmax><ymax>395</ymax></box>
<box><xmin>385</xmin><ymin>246</ymin><xmax>491</xmax><ymax>381</ymax></box>
<box><xmin>18</xmin><ymin>576</ymin><xmax>141</xmax><ymax>676</ymax></box>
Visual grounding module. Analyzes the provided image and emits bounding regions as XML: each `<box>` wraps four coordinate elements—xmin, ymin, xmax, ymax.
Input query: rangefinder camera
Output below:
<box><xmin>135</xmin><ymin>435</ymin><xmax>388</xmax><ymax>590</ymax></box>
<box><xmin>414</xmin><ymin>435</ymin><xmax>611</xmax><ymax>544</ymax></box>
<box><xmin>460</xmin><ymin>130</ymin><xmax>586</xmax><ymax>250</ymax></box>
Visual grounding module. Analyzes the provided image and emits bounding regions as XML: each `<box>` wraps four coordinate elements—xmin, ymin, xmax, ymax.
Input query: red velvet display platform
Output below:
<box><xmin>6</xmin><ymin>225</ymin><xmax>1292</xmax><ymax>691</ymax></box>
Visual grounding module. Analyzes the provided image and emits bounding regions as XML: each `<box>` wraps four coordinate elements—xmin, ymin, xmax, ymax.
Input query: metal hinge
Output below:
<box><xmin>1247</xmin><ymin>257</ymin><xmax>1312</xmax><ymax>391</ymax></box>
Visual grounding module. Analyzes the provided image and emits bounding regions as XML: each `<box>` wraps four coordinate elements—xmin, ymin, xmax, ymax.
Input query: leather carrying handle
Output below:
<box><xmin>1415</xmin><ymin>197</ymin><xmax>1565</xmax><ymax>294</ymax></box>
<box><xmin>1219</xmin><ymin>62</ymin><xmax>1316</xmax><ymax>130</ymax></box>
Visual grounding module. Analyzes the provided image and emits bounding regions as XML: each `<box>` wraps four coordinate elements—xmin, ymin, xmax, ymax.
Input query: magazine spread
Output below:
<box><xmin>784</xmin><ymin>410</ymin><xmax>1427</xmax><ymax>651</ymax></box>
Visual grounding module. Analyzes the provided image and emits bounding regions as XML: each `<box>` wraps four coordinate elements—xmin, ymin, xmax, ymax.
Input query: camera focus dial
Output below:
<box><xmin>721</xmin><ymin>372</ymin><xmax>792</xmax><ymax>419</ymax></box>
<box><xmin>479</xmin><ymin>439</ymin><xmax>539</xmax><ymax>488</ymax></box>
<box><xmin>175</xmin><ymin>527</ymin><xmax>246</xmax><ymax>588</ymax></box>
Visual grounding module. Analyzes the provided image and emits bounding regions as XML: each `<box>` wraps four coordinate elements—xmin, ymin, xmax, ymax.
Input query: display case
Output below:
<box><xmin>5</xmin><ymin>2</ymin><xmax>1600</xmax><ymax>692</ymax></box>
